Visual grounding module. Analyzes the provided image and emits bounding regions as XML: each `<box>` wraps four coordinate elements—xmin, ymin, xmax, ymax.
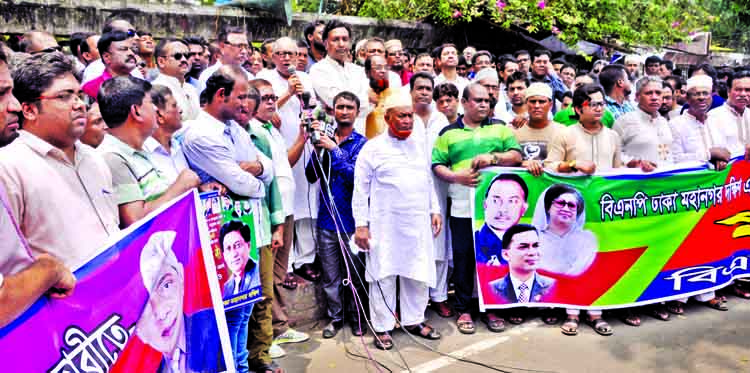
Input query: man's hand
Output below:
<box><xmin>576</xmin><ymin>160</ymin><xmax>596</xmax><ymax>175</ymax></box>
<box><xmin>271</xmin><ymin>112</ymin><xmax>282</xmax><ymax>128</ymax></box>
<box><xmin>368</xmin><ymin>89</ymin><xmax>379</xmax><ymax>105</ymax></box>
<box><xmin>524</xmin><ymin>159</ymin><xmax>543</xmax><ymax>176</ymax></box>
<box><xmin>198</xmin><ymin>181</ymin><xmax>227</xmax><ymax>194</ymax></box>
<box><xmin>175</xmin><ymin>169</ymin><xmax>201</xmax><ymax>190</ymax></box>
<box><xmin>471</xmin><ymin>154</ymin><xmax>494</xmax><ymax>170</ymax></box>
<box><xmin>744</xmin><ymin>144</ymin><xmax>750</xmax><ymax>162</ymax></box>
<box><xmin>287</xmin><ymin>74</ymin><xmax>304</xmax><ymax>96</ymax></box>
<box><xmin>510</xmin><ymin>115</ymin><xmax>528</xmax><ymax>129</ymax></box>
<box><xmin>640</xmin><ymin>160</ymin><xmax>657</xmax><ymax>172</ymax></box>
<box><xmin>296</xmin><ymin>121</ymin><xmax>310</xmax><ymax>144</ymax></box>
<box><xmin>38</xmin><ymin>254</ymin><xmax>76</xmax><ymax>299</ymax></box>
<box><xmin>431</xmin><ymin>213</ymin><xmax>442</xmax><ymax>237</ymax></box>
<box><xmin>355</xmin><ymin>226</ymin><xmax>371</xmax><ymax>252</ymax></box>
<box><xmin>239</xmin><ymin>159</ymin><xmax>264</xmax><ymax>176</ymax></box>
<box><xmin>453</xmin><ymin>168</ymin><xmax>479</xmax><ymax>187</ymax></box>
<box><xmin>271</xmin><ymin>225</ymin><xmax>284</xmax><ymax>251</ymax></box>
<box><xmin>315</xmin><ymin>134</ymin><xmax>337</xmax><ymax>151</ymax></box>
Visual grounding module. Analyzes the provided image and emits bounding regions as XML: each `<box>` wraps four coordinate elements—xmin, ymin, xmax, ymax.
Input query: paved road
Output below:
<box><xmin>276</xmin><ymin>295</ymin><xmax>750</xmax><ymax>373</ymax></box>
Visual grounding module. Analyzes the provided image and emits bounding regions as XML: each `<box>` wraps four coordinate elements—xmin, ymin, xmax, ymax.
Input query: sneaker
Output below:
<box><xmin>269</xmin><ymin>343</ymin><xmax>286</xmax><ymax>359</ymax></box>
<box><xmin>274</xmin><ymin>328</ymin><xmax>310</xmax><ymax>344</ymax></box>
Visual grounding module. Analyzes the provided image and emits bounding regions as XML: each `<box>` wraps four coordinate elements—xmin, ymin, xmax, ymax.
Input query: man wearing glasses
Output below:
<box><xmin>0</xmin><ymin>51</ymin><xmax>120</xmax><ymax>270</ymax></box>
<box><xmin>81</xmin><ymin>31</ymin><xmax>138</xmax><ymax>100</ymax></box>
<box><xmin>197</xmin><ymin>26</ymin><xmax>254</xmax><ymax>95</ymax></box>
<box><xmin>18</xmin><ymin>31</ymin><xmax>61</xmax><ymax>54</ymax></box>
<box><xmin>432</xmin><ymin>83</ymin><xmax>522</xmax><ymax>335</ymax></box>
<box><xmin>152</xmin><ymin>38</ymin><xmax>201</xmax><ymax>121</ymax></box>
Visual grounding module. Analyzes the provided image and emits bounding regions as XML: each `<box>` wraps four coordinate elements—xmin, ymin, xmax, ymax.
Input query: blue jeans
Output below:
<box><xmin>226</xmin><ymin>303</ymin><xmax>253</xmax><ymax>373</ymax></box>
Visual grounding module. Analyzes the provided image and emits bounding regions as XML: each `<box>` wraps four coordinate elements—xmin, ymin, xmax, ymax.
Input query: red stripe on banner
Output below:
<box><xmin>663</xmin><ymin>161</ymin><xmax>750</xmax><ymax>271</ymax></box>
<box><xmin>183</xmin><ymin>245</ymin><xmax>214</xmax><ymax>314</ymax></box>
<box><xmin>109</xmin><ymin>334</ymin><xmax>163</xmax><ymax>372</ymax></box>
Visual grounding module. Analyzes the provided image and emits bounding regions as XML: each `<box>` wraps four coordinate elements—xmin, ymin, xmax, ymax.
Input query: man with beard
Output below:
<box><xmin>310</xmin><ymin>20</ymin><xmax>370</xmax><ymax>133</ymax></box>
<box><xmin>97</xmin><ymin>77</ymin><xmax>200</xmax><ymax>228</ymax></box>
<box><xmin>432</xmin><ymin>83</ymin><xmax>522</xmax><ymax>334</ymax></box>
<box><xmin>511</xmin><ymin>83</ymin><xmax>566</xmax><ymax>176</ymax></box>
<box><xmin>305</xmin><ymin>91</ymin><xmax>369</xmax><ymax>339</ymax></box>
<box><xmin>303</xmin><ymin>20</ymin><xmax>326</xmax><ymax>71</ymax></box>
<box><xmin>599</xmin><ymin>64</ymin><xmax>635</xmax><ymax>120</ymax></box>
<box><xmin>82</xmin><ymin>31</ymin><xmax>138</xmax><ymax>100</ymax></box>
<box><xmin>364</xmin><ymin>38</ymin><xmax>401</xmax><ymax>89</ymax></box>
<box><xmin>364</xmin><ymin>54</ymin><xmax>399</xmax><ymax>138</ymax></box>
<box><xmin>151</xmin><ymin>38</ymin><xmax>200</xmax><ymax>121</ymax></box>
<box><xmin>197</xmin><ymin>26</ymin><xmax>254</xmax><ymax>94</ymax></box>
<box><xmin>353</xmin><ymin>91</ymin><xmax>443</xmax><ymax>351</ymax></box>
<box><xmin>184</xmin><ymin>36</ymin><xmax>209</xmax><ymax>90</ymax></box>
<box><xmin>0</xmin><ymin>51</ymin><xmax>120</xmax><ymax>269</ymax></box>
<box><xmin>659</xmin><ymin>81</ymin><xmax>677</xmax><ymax>120</ymax></box>
<box><xmin>614</xmin><ymin>76</ymin><xmax>674</xmax><ymax>170</ymax></box>
<box><xmin>409</xmin><ymin>72</ymin><xmax>453</xmax><ymax>318</ymax></box>
<box><xmin>385</xmin><ymin>39</ymin><xmax>411</xmax><ymax>86</ymax></box>
<box><xmin>624</xmin><ymin>55</ymin><xmax>641</xmax><ymax>80</ymax></box>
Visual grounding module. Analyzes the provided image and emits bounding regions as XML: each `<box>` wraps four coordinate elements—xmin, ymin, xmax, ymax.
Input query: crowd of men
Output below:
<box><xmin>2</xmin><ymin>16</ymin><xmax>750</xmax><ymax>373</ymax></box>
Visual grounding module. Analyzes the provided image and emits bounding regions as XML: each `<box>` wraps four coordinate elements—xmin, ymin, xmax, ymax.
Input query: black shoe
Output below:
<box><xmin>322</xmin><ymin>321</ymin><xmax>342</xmax><ymax>339</ymax></box>
<box><xmin>350</xmin><ymin>322</ymin><xmax>366</xmax><ymax>336</ymax></box>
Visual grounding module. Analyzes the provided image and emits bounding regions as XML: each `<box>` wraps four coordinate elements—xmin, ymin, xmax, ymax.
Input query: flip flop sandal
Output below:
<box><xmin>706</xmin><ymin>298</ymin><xmax>729</xmax><ymax>311</ymax></box>
<box><xmin>482</xmin><ymin>314</ymin><xmax>506</xmax><ymax>332</ymax></box>
<box><xmin>456</xmin><ymin>314</ymin><xmax>476</xmax><ymax>334</ymax></box>
<box><xmin>374</xmin><ymin>332</ymin><xmax>393</xmax><ymax>350</ymax></box>
<box><xmin>560</xmin><ymin>317</ymin><xmax>579</xmax><ymax>336</ymax></box>
<box><xmin>404</xmin><ymin>323</ymin><xmax>441</xmax><ymax>340</ymax></box>
<box><xmin>648</xmin><ymin>306</ymin><xmax>670</xmax><ymax>321</ymax></box>
<box><xmin>507</xmin><ymin>315</ymin><xmax>524</xmax><ymax>325</ymax></box>
<box><xmin>666</xmin><ymin>301</ymin><xmax>684</xmax><ymax>315</ymax></box>
<box><xmin>586</xmin><ymin>318</ymin><xmax>613</xmax><ymax>336</ymax></box>
<box><xmin>620</xmin><ymin>310</ymin><xmax>641</xmax><ymax>327</ymax></box>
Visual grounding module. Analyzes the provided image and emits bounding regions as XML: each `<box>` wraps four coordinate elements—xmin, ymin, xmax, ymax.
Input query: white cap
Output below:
<box><xmin>525</xmin><ymin>82</ymin><xmax>553</xmax><ymax>100</ymax></box>
<box><xmin>686</xmin><ymin>75</ymin><xmax>713</xmax><ymax>91</ymax></box>
<box><xmin>383</xmin><ymin>90</ymin><xmax>413</xmax><ymax>110</ymax></box>
<box><xmin>624</xmin><ymin>54</ymin><xmax>642</xmax><ymax>64</ymax></box>
<box><xmin>384</xmin><ymin>39</ymin><xmax>402</xmax><ymax>52</ymax></box>
<box><xmin>474</xmin><ymin>68</ymin><xmax>499</xmax><ymax>83</ymax></box>
<box><xmin>140</xmin><ymin>231</ymin><xmax>180</xmax><ymax>293</ymax></box>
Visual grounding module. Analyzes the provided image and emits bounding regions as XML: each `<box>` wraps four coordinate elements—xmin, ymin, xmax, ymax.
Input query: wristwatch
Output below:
<box><xmin>491</xmin><ymin>153</ymin><xmax>500</xmax><ymax>165</ymax></box>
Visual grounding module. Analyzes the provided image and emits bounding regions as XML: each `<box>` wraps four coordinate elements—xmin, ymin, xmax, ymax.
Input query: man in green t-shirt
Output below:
<box><xmin>432</xmin><ymin>83</ymin><xmax>522</xmax><ymax>335</ymax></box>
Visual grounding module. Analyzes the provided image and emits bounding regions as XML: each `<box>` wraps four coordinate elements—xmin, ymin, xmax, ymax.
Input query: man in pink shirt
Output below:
<box><xmin>82</xmin><ymin>30</ymin><xmax>138</xmax><ymax>100</ymax></box>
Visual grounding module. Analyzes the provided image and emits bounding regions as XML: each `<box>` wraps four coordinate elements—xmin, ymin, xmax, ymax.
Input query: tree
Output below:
<box><xmin>707</xmin><ymin>0</ymin><xmax>750</xmax><ymax>52</ymax></box>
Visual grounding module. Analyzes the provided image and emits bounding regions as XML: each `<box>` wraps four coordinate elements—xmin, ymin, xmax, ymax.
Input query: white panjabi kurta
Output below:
<box><xmin>352</xmin><ymin>132</ymin><xmax>440</xmax><ymax>287</ymax></box>
<box><xmin>412</xmin><ymin>110</ymin><xmax>451</xmax><ymax>262</ymax></box>
<box><xmin>705</xmin><ymin>102</ymin><xmax>750</xmax><ymax>158</ymax></box>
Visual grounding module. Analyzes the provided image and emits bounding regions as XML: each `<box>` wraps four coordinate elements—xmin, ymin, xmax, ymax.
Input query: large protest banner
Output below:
<box><xmin>0</xmin><ymin>191</ymin><xmax>235</xmax><ymax>373</ymax></box>
<box><xmin>200</xmin><ymin>192</ymin><xmax>263</xmax><ymax>311</ymax></box>
<box><xmin>472</xmin><ymin>161</ymin><xmax>750</xmax><ymax>310</ymax></box>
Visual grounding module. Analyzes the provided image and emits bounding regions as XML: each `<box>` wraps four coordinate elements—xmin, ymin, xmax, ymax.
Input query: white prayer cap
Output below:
<box><xmin>140</xmin><ymin>231</ymin><xmax>180</xmax><ymax>294</ymax></box>
<box><xmin>474</xmin><ymin>68</ymin><xmax>499</xmax><ymax>83</ymax></box>
<box><xmin>686</xmin><ymin>75</ymin><xmax>713</xmax><ymax>91</ymax></box>
<box><xmin>383</xmin><ymin>90</ymin><xmax>413</xmax><ymax>110</ymax></box>
<box><xmin>525</xmin><ymin>82</ymin><xmax>553</xmax><ymax>100</ymax></box>
<box><xmin>624</xmin><ymin>54</ymin><xmax>642</xmax><ymax>64</ymax></box>
<box><xmin>384</xmin><ymin>39</ymin><xmax>402</xmax><ymax>52</ymax></box>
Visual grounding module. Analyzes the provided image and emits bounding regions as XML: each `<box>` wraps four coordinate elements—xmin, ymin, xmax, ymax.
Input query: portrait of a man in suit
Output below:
<box><xmin>219</xmin><ymin>220</ymin><xmax>260</xmax><ymax>298</ymax></box>
<box><xmin>489</xmin><ymin>224</ymin><xmax>555</xmax><ymax>303</ymax></box>
<box><xmin>475</xmin><ymin>173</ymin><xmax>529</xmax><ymax>266</ymax></box>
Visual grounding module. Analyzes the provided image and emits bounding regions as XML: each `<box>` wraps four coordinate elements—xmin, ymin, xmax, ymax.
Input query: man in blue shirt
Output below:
<box><xmin>305</xmin><ymin>91</ymin><xmax>368</xmax><ymax>338</ymax></box>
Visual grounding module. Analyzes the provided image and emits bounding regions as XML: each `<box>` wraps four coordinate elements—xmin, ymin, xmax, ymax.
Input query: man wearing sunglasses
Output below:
<box><xmin>0</xmin><ymin>51</ymin><xmax>120</xmax><ymax>270</ymax></box>
<box><xmin>81</xmin><ymin>17</ymin><xmax>144</xmax><ymax>84</ymax></box>
<box><xmin>198</xmin><ymin>26</ymin><xmax>254</xmax><ymax>95</ymax></box>
<box><xmin>152</xmin><ymin>38</ymin><xmax>200</xmax><ymax>121</ymax></box>
<box><xmin>82</xmin><ymin>31</ymin><xmax>138</xmax><ymax>100</ymax></box>
<box><xmin>19</xmin><ymin>31</ymin><xmax>61</xmax><ymax>54</ymax></box>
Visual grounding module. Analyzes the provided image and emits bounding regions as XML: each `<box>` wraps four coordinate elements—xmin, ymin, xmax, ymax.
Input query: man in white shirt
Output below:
<box><xmin>248</xmin><ymin>78</ymin><xmax>311</xmax><ymax>351</ymax></box>
<box><xmin>434</xmin><ymin>43</ymin><xmax>469</xmax><ymax>99</ymax></box>
<box><xmin>197</xmin><ymin>26</ymin><xmax>254</xmax><ymax>95</ymax></box>
<box><xmin>706</xmin><ymin>70</ymin><xmax>750</xmax><ymax>158</ymax></box>
<box><xmin>257</xmin><ymin>38</ymin><xmax>322</xmax><ymax>283</ymax></box>
<box><xmin>475</xmin><ymin>68</ymin><xmax>509</xmax><ymax>122</ymax></box>
<box><xmin>409</xmin><ymin>72</ymin><xmax>453</xmax><ymax>318</ymax></box>
<box><xmin>353</xmin><ymin>91</ymin><xmax>443</xmax><ymax>350</ymax></box>
<box><xmin>151</xmin><ymin>38</ymin><xmax>200</xmax><ymax>121</ymax></box>
<box><xmin>363</xmin><ymin>37</ymin><xmax>401</xmax><ymax>89</ymax></box>
<box><xmin>143</xmin><ymin>85</ymin><xmax>190</xmax><ymax>183</ymax></box>
<box><xmin>310</xmin><ymin>20</ymin><xmax>370</xmax><ymax>133</ymax></box>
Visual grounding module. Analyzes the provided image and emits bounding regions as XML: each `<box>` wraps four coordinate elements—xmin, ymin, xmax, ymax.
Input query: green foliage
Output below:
<box><xmin>337</xmin><ymin>0</ymin><xmax>717</xmax><ymax>47</ymax></box>
<box><xmin>706</xmin><ymin>0</ymin><xmax>750</xmax><ymax>52</ymax></box>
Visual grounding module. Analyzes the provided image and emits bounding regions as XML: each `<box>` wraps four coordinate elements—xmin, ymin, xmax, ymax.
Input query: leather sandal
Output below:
<box><xmin>374</xmin><ymin>331</ymin><xmax>393</xmax><ymax>350</ymax></box>
<box><xmin>456</xmin><ymin>313</ymin><xmax>476</xmax><ymax>334</ymax></box>
<box><xmin>666</xmin><ymin>301</ymin><xmax>684</xmax><ymax>315</ymax></box>
<box><xmin>586</xmin><ymin>317</ymin><xmax>613</xmax><ymax>336</ymax></box>
<box><xmin>404</xmin><ymin>322</ymin><xmax>441</xmax><ymax>340</ymax></box>
<box><xmin>481</xmin><ymin>313</ymin><xmax>506</xmax><ymax>333</ymax></box>
<box><xmin>706</xmin><ymin>297</ymin><xmax>729</xmax><ymax>311</ymax></box>
<box><xmin>560</xmin><ymin>316</ymin><xmax>579</xmax><ymax>336</ymax></box>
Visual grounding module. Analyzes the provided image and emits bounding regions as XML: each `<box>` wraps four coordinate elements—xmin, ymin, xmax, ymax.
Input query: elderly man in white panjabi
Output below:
<box><xmin>353</xmin><ymin>91</ymin><xmax>443</xmax><ymax>350</ymax></box>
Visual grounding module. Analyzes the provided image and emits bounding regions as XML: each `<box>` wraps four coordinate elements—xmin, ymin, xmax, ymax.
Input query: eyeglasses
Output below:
<box><xmin>261</xmin><ymin>94</ymin><xmax>278</xmax><ymax>102</ymax></box>
<box><xmin>35</xmin><ymin>89</ymin><xmax>86</xmax><ymax>104</ymax></box>
<box><xmin>163</xmin><ymin>52</ymin><xmax>190</xmax><ymax>61</ymax></box>
<box><xmin>137</xmin><ymin>62</ymin><xmax>147</xmax><ymax>68</ymax></box>
<box><xmin>553</xmin><ymin>199</ymin><xmax>578</xmax><ymax>210</ymax></box>
<box><xmin>32</xmin><ymin>46</ymin><xmax>63</xmax><ymax>54</ymax></box>
<box><xmin>274</xmin><ymin>51</ymin><xmax>296</xmax><ymax>58</ymax></box>
<box><xmin>126</xmin><ymin>29</ymin><xmax>137</xmax><ymax>38</ymax></box>
<box><xmin>226</xmin><ymin>41</ymin><xmax>250</xmax><ymax>50</ymax></box>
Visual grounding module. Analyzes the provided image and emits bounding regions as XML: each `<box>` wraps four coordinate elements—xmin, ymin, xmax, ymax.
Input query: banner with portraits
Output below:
<box><xmin>472</xmin><ymin>161</ymin><xmax>750</xmax><ymax>311</ymax></box>
<box><xmin>200</xmin><ymin>192</ymin><xmax>263</xmax><ymax>311</ymax></box>
<box><xmin>0</xmin><ymin>191</ymin><xmax>234</xmax><ymax>373</ymax></box>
